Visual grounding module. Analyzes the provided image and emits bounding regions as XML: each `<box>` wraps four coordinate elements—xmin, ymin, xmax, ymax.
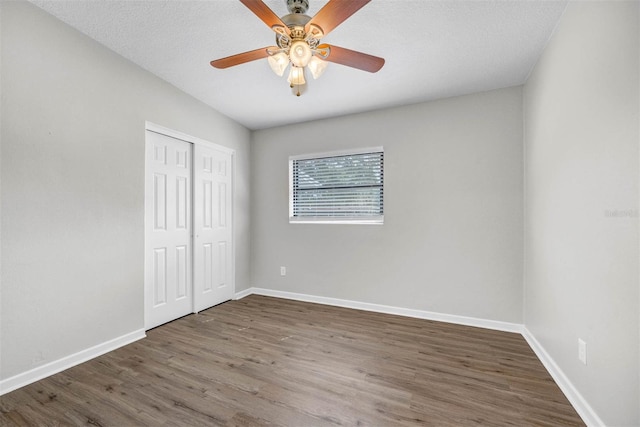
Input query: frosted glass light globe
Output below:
<box><xmin>289</xmin><ymin>41</ymin><xmax>312</xmax><ymax>67</ymax></box>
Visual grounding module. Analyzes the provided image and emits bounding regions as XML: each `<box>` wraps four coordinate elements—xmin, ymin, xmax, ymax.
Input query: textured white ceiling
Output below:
<box><xmin>29</xmin><ymin>0</ymin><xmax>567</xmax><ymax>130</ymax></box>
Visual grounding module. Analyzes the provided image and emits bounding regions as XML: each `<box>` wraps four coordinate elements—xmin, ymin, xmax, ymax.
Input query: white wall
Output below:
<box><xmin>0</xmin><ymin>1</ymin><xmax>251</xmax><ymax>381</ymax></box>
<box><xmin>251</xmin><ymin>87</ymin><xmax>524</xmax><ymax>323</ymax></box>
<box><xmin>524</xmin><ymin>1</ymin><xmax>639</xmax><ymax>425</ymax></box>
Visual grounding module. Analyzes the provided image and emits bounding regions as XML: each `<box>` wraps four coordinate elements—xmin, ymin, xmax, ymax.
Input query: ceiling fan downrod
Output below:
<box><xmin>286</xmin><ymin>0</ymin><xmax>309</xmax><ymax>14</ymax></box>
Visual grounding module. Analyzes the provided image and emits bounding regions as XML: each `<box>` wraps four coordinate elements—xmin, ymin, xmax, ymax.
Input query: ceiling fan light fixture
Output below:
<box><xmin>308</xmin><ymin>56</ymin><xmax>327</xmax><ymax>79</ymax></box>
<box><xmin>289</xmin><ymin>40</ymin><xmax>312</xmax><ymax>67</ymax></box>
<box><xmin>267</xmin><ymin>51</ymin><xmax>289</xmax><ymax>76</ymax></box>
<box><xmin>288</xmin><ymin>66</ymin><xmax>306</xmax><ymax>86</ymax></box>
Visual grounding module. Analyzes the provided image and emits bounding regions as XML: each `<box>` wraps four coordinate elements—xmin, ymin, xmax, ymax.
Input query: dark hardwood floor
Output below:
<box><xmin>0</xmin><ymin>295</ymin><xmax>585</xmax><ymax>426</ymax></box>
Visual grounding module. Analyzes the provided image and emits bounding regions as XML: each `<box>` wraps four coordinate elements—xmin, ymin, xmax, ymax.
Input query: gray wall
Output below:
<box><xmin>251</xmin><ymin>87</ymin><xmax>524</xmax><ymax>323</ymax></box>
<box><xmin>523</xmin><ymin>1</ymin><xmax>639</xmax><ymax>425</ymax></box>
<box><xmin>0</xmin><ymin>1</ymin><xmax>251</xmax><ymax>380</ymax></box>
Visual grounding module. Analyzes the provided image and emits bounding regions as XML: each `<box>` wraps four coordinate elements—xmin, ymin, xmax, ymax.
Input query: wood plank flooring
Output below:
<box><xmin>0</xmin><ymin>295</ymin><xmax>585</xmax><ymax>426</ymax></box>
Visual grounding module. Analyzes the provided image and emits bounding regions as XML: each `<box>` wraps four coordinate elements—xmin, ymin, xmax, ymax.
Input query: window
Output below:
<box><xmin>289</xmin><ymin>147</ymin><xmax>384</xmax><ymax>224</ymax></box>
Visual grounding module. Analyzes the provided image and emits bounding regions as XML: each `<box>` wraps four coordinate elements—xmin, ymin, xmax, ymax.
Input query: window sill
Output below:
<box><xmin>289</xmin><ymin>216</ymin><xmax>384</xmax><ymax>225</ymax></box>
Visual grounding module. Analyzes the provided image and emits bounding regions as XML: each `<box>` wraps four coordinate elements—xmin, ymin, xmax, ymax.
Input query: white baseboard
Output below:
<box><xmin>236</xmin><ymin>287</ymin><xmax>602</xmax><ymax>426</ymax></box>
<box><xmin>0</xmin><ymin>329</ymin><xmax>146</xmax><ymax>396</ymax></box>
<box><xmin>522</xmin><ymin>328</ymin><xmax>604</xmax><ymax>427</ymax></box>
<box><xmin>236</xmin><ymin>287</ymin><xmax>523</xmax><ymax>333</ymax></box>
<box><xmin>233</xmin><ymin>287</ymin><xmax>253</xmax><ymax>300</ymax></box>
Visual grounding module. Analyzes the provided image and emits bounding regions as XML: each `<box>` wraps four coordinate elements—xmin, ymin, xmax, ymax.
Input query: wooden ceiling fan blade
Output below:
<box><xmin>306</xmin><ymin>0</ymin><xmax>371</xmax><ymax>38</ymax></box>
<box><xmin>239</xmin><ymin>0</ymin><xmax>290</xmax><ymax>35</ymax></box>
<box><xmin>321</xmin><ymin>44</ymin><xmax>385</xmax><ymax>73</ymax></box>
<box><xmin>210</xmin><ymin>47</ymin><xmax>274</xmax><ymax>69</ymax></box>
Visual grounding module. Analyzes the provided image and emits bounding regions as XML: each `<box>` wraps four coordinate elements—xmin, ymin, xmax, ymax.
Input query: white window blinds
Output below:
<box><xmin>289</xmin><ymin>148</ymin><xmax>384</xmax><ymax>224</ymax></box>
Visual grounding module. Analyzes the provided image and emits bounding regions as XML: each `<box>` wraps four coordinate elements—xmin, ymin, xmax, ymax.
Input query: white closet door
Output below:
<box><xmin>145</xmin><ymin>132</ymin><xmax>193</xmax><ymax>329</ymax></box>
<box><xmin>193</xmin><ymin>144</ymin><xmax>234</xmax><ymax>312</ymax></box>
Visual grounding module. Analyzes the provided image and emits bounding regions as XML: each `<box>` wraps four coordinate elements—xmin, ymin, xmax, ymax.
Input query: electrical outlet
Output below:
<box><xmin>280</xmin><ymin>266</ymin><xmax>286</xmax><ymax>276</ymax></box>
<box><xmin>578</xmin><ymin>338</ymin><xmax>587</xmax><ymax>365</ymax></box>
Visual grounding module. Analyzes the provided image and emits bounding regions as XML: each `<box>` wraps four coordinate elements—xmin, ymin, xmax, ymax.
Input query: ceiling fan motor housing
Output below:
<box><xmin>278</xmin><ymin>1</ymin><xmax>314</xmax><ymax>49</ymax></box>
<box><xmin>281</xmin><ymin>13</ymin><xmax>311</xmax><ymax>31</ymax></box>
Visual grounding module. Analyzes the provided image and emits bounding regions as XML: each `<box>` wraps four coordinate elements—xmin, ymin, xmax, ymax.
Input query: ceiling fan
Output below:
<box><xmin>210</xmin><ymin>0</ymin><xmax>385</xmax><ymax>96</ymax></box>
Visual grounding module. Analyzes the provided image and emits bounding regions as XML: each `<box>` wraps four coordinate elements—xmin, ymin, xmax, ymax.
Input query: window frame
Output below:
<box><xmin>289</xmin><ymin>147</ymin><xmax>384</xmax><ymax>225</ymax></box>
